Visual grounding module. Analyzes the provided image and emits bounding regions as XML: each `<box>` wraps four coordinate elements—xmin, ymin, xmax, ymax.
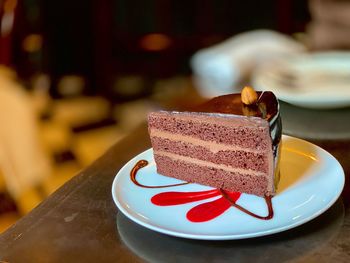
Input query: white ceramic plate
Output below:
<box><xmin>112</xmin><ymin>135</ymin><xmax>344</xmax><ymax>240</ymax></box>
<box><xmin>252</xmin><ymin>52</ymin><xmax>350</xmax><ymax>109</ymax></box>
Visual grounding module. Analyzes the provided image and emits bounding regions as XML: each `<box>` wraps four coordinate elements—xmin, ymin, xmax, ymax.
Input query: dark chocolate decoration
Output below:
<box><xmin>220</xmin><ymin>189</ymin><xmax>274</xmax><ymax>220</ymax></box>
<box><xmin>130</xmin><ymin>160</ymin><xmax>189</xmax><ymax>188</ymax></box>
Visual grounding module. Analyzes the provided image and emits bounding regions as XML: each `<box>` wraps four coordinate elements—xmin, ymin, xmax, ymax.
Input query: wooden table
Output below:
<box><xmin>1</xmin><ymin>102</ymin><xmax>350</xmax><ymax>263</ymax></box>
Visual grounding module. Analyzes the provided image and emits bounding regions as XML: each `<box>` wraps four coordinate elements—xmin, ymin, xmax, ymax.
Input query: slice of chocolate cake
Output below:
<box><xmin>148</xmin><ymin>88</ymin><xmax>282</xmax><ymax>197</ymax></box>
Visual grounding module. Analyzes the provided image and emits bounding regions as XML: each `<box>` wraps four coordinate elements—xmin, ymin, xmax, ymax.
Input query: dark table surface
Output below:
<box><xmin>1</xmin><ymin>101</ymin><xmax>350</xmax><ymax>263</ymax></box>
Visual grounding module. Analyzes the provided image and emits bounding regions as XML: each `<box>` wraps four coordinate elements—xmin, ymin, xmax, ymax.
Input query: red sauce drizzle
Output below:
<box><xmin>151</xmin><ymin>189</ymin><xmax>221</xmax><ymax>206</ymax></box>
<box><xmin>130</xmin><ymin>160</ymin><xmax>274</xmax><ymax>222</ymax></box>
<box><xmin>186</xmin><ymin>191</ymin><xmax>241</xmax><ymax>222</ymax></box>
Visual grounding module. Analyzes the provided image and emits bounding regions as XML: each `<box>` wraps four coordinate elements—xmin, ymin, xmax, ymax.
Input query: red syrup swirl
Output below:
<box><xmin>130</xmin><ymin>160</ymin><xmax>274</xmax><ymax>222</ymax></box>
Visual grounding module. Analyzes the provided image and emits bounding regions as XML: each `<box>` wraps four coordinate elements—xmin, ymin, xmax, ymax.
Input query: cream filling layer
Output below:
<box><xmin>150</xmin><ymin>129</ymin><xmax>263</xmax><ymax>154</ymax></box>
<box><xmin>155</xmin><ymin>150</ymin><xmax>266</xmax><ymax>177</ymax></box>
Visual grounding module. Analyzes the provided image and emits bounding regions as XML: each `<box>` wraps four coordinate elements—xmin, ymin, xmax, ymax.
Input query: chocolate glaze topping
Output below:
<box><xmin>195</xmin><ymin>91</ymin><xmax>278</xmax><ymax>120</ymax></box>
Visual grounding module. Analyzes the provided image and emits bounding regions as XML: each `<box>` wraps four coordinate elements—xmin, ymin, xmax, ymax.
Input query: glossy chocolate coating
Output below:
<box><xmin>196</xmin><ymin>91</ymin><xmax>279</xmax><ymax>121</ymax></box>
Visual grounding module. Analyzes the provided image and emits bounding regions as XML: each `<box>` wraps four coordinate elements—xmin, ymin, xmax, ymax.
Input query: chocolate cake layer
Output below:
<box><xmin>155</xmin><ymin>155</ymin><xmax>270</xmax><ymax>196</ymax></box>
<box><xmin>151</xmin><ymin>137</ymin><xmax>269</xmax><ymax>173</ymax></box>
<box><xmin>148</xmin><ymin>112</ymin><xmax>271</xmax><ymax>150</ymax></box>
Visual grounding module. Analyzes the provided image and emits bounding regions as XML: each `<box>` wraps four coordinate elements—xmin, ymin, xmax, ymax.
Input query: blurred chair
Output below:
<box><xmin>308</xmin><ymin>0</ymin><xmax>350</xmax><ymax>50</ymax></box>
<box><xmin>1</xmin><ymin>1</ymin><xmax>51</xmax><ymax>216</ymax></box>
<box><xmin>0</xmin><ymin>66</ymin><xmax>52</xmax><ymax>214</ymax></box>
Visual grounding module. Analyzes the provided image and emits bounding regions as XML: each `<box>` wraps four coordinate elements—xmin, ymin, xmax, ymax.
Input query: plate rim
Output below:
<box><xmin>252</xmin><ymin>52</ymin><xmax>350</xmax><ymax>109</ymax></box>
<box><xmin>112</xmin><ymin>135</ymin><xmax>345</xmax><ymax>240</ymax></box>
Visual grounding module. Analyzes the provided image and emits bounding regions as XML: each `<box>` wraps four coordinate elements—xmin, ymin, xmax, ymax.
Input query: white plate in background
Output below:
<box><xmin>253</xmin><ymin>52</ymin><xmax>350</xmax><ymax>109</ymax></box>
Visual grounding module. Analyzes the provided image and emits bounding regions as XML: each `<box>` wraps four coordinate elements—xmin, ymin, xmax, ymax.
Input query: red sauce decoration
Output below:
<box><xmin>151</xmin><ymin>189</ymin><xmax>220</xmax><ymax>206</ymax></box>
<box><xmin>186</xmin><ymin>191</ymin><xmax>241</xmax><ymax>222</ymax></box>
<box><xmin>130</xmin><ymin>160</ymin><xmax>274</xmax><ymax>222</ymax></box>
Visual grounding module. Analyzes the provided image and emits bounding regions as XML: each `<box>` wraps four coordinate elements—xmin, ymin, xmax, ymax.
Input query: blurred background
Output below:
<box><xmin>0</xmin><ymin>0</ymin><xmax>345</xmax><ymax>231</ymax></box>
